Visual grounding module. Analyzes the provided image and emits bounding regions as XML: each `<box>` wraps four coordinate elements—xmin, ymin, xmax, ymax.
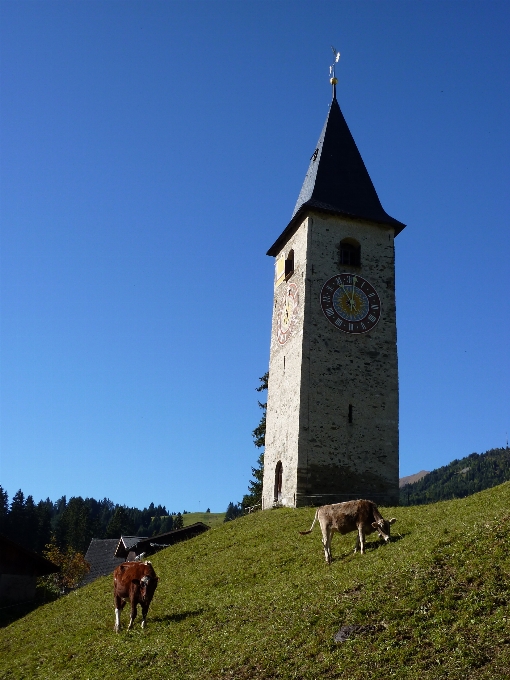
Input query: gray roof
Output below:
<box><xmin>115</xmin><ymin>523</ymin><xmax>210</xmax><ymax>559</ymax></box>
<box><xmin>267</xmin><ymin>94</ymin><xmax>405</xmax><ymax>257</ymax></box>
<box><xmin>82</xmin><ymin>538</ymin><xmax>125</xmax><ymax>586</ymax></box>
<box><xmin>117</xmin><ymin>535</ymin><xmax>147</xmax><ymax>552</ymax></box>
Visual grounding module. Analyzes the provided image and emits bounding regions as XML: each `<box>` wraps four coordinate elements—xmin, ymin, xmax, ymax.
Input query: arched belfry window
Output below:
<box><xmin>285</xmin><ymin>250</ymin><xmax>294</xmax><ymax>279</ymax></box>
<box><xmin>339</xmin><ymin>239</ymin><xmax>361</xmax><ymax>267</ymax></box>
<box><xmin>274</xmin><ymin>461</ymin><xmax>283</xmax><ymax>503</ymax></box>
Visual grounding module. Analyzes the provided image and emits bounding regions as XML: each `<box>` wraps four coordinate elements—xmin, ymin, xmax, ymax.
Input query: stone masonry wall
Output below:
<box><xmin>263</xmin><ymin>212</ymin><xmax>399</xmax><ymax>508</ymax></box>
<box><xmin>298</xmin><ymin>212</ymin><xmax>399</xmax><ymax>506</ymax></box>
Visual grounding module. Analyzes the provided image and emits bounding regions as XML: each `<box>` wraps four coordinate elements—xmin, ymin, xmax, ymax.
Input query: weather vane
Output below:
<box><xmin>330</xmin><ymin>46</ymin><xmax>340</xmax><ymax>97</ymax></box>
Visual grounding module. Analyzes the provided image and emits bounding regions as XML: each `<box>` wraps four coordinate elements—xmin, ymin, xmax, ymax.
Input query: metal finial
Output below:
<box><xmin>330</xmin><ymin>46</ymin><xmax>340</xmax><ymax>98</ymax></box>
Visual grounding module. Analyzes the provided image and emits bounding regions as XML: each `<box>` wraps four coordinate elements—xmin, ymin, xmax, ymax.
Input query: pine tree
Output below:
<box><xmin>24</xmin><ymin>495</ymin><xmax>39</xmax><ymax>552</ymax></box>
<box><xmin>56</xmin><ymin>497</ymin><xmax>95</xmax><ymax>553</ymax></box>
<box><xmin>147</xmin><ymin>515</ymin><xmax>162</xmax><ymax>536</ymax></box>
<box><xmin>35</xmin><ymin>500</ymin><xmax>53</xmax><ymax>554</ymax></box>
<box><xmin>173</xmin><ymin>512</ymin><xmax>184</xmax><ymax>529</ymax></box>
<box><xmin>105</xmin><ymin>506</ymin><xmax>135</xmax><ymax>539</ymax></box>
<box><xmin>159</xmin><ymin>515</ymin><xmax>174</xmax><ymax>533</ymax></box>
<box><xmin>224</xmin><ymin>502</ymin><xmax>243</xmax><ymax>522</ymax></box>
<box><xmin>0</xmin><ymin>486</ymin><xmax>8</xmax><ymax>535</ymax></box>
<box><xmin>242</xmin><ymin>372</ymin><xmax>268</xmax><ymax>511</ymax></box>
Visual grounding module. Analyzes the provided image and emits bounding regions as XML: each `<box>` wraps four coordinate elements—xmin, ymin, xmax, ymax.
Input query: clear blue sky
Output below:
<box><xmin>1</xmin><ymin>1</ymin><xmax>509</xmax><ymax>512</ymax></box>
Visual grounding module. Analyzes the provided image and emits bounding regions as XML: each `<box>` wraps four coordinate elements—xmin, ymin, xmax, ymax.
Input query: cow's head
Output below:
<box><xmin>371</xmin><ymin>517</ymin><xmax>397</xmax><ymax>542</ymax></box>
<box><xmin>138</xmin><ymin>574</ymin><xmax>159</xmax><ymax>603</ymax></box>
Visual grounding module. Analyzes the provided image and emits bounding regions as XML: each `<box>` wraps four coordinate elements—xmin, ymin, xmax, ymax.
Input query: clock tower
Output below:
<box><xmin>262</xmin><ymin>76</ymin><xmax>405</xmax><ymax>509</ymax></box>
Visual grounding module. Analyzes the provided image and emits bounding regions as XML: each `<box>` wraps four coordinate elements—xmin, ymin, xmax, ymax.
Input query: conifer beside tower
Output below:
<box><xmin>262</xmin><ymin>76</ymin><xmax>405</xmax><ymax>509</ymax></box>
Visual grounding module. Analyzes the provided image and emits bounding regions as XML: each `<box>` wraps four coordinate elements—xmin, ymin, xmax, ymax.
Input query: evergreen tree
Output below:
<box><xmin>159</xmin><ymin>515</ymin><xmax>174</xmax><ymax>533</ymax></box>
<box><xmin>24</xmin><ymin>495</ymin><xmax>39</xmax><ymax>552</ymax></box>
<box><xmin>55</xmin><ymin>497</ymin><xmax>94</xmax><ymax>553</ymax></box>
<box><xmin>106</xmin><ymin>506</ymin><xmax>135</xmax><ymax>538</ymax></box>
<box><xmin>0</xmin><ymin>486</ymin><xmax>8</xmax><ymax>535</ymax></box>
<box><xmin>242</xmin><ymin>372</ymin><xmax>268</xmax><ymax>511</ymax></box>
<box><xmin>8</xmin><ymin>490</ymin><xmax>27</xmax><ymax>546</ymax></box>
<box><xmin>173</xmin><ymin>512</ymin><xmax>184</xmax><ymax>529</ymax></box>
<box><xmin>35</xmin><ymin>500</ymin><xmax>53</xmax><ymax>554</ymax></box>
<box><xmin>224</xmin><ymin>502</ymin><xmax>243</xmax><ymax>522</ymax></box>
<box><xmin>147</xmin><ymin>515</ymin><xmax>162</xmax><ymax>537</ymax></box>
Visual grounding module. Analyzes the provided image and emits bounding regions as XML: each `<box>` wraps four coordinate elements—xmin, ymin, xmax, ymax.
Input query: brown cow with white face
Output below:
<box><xmin>299</xmin><ymin>499</ymin><xmax>396</xmax><ymax>564</ymax></box>
<box><xmin>113</xmin><ymin>561</ymin><xmax>159</xmax><ymax>632</ymax></box>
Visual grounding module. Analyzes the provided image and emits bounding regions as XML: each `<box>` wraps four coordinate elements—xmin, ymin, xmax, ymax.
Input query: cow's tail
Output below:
<box><xmin>299</xmin><ymin>509</ymin><xmax>319</xmax><ymax>535</ymax></box>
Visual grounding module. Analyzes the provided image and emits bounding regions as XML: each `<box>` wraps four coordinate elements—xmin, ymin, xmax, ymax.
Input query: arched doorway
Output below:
<box><xmin>274</xmin><ymin>461</ymin><xmax>283</xmax><ymax>503</ymax></box>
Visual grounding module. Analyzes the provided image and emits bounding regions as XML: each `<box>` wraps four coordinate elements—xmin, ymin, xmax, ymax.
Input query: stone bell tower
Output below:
<box><xmin>261</xmin><ymin>71</ymin><xmax>405</xmax><ymax>509</ymax></box>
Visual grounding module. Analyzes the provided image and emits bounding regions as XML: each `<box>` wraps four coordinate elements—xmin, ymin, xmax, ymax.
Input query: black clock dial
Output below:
<box><xmin>320</xmin><ymin>274</ymin><xmax>381</xmax><ymax>334</ymax></box>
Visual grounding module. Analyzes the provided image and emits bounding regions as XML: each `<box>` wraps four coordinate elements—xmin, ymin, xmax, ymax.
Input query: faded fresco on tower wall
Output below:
<box><xmin>262</xmin><ymin>218</ymin><xmax>309</xmax><ymax>509</ymax></box>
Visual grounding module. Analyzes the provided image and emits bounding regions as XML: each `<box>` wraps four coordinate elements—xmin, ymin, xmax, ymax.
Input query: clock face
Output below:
<box><xmin>320</xmin><ymin>274</ymin><xmax>381</xmax><ymax>334</ymax></box>
<box><xmin>276</xmin><ymin>282</ymin><xmax>299</xmax><ymax>345</ymax></box>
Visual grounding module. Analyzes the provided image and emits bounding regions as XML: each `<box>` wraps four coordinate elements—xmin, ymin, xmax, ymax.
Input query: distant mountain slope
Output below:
<box><xmin>399</xmin><ymin>470</ymin><xmax>429</xmax><ymax>488</ymax></box>
<box><xmin>400</xmin><ymin>447</ymin><xmax>510</xmax><ymax>505</ymax></box>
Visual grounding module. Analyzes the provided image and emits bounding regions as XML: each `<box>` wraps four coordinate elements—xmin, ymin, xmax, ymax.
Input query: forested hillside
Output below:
<box><xmin>0</xmin><ymin>487</ymin><xmax>185</xmax><ymax>555</ymax></box>
<box><xmin>400</xmin><ymin>447</ymin><xmax>510</xmax><ymax>505</ymax></box>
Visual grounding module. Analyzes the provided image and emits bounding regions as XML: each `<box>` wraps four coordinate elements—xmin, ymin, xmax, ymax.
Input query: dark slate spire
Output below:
<box><xmin>267</xmin><ymin>94</ymin><xmax>405</xmax><ymax>256</ymax></box>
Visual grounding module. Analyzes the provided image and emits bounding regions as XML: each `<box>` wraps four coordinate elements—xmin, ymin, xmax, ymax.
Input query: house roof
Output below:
<box><xmin>0</xmin><ymin>534</ymin><xmax>59</xmax><ymax>577</ymax></box>
<box><xmin>114</xmin><ymin>523</ymin><xmax>210</xmax><ymax>559</ymax></box>
<box><xmin>81</xmin><ymin>538</ymin><xmax>125</xmax><ymax>586</ymax></box>
<box><xmin>267</xmin><ymin>94</ymin><xmax>405</xmax><ymax>257</ymax></box>
<box><xmin>116</xmin><ymin>535</ymin><xmax>147</xmax><ymax>554</ymax></box>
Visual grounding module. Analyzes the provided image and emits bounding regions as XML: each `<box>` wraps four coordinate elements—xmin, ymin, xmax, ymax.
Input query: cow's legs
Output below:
<box><xmin>140</xmin><ymin>603</ymin><xmax>149</xmax><ymax>629</ymax></box>
<box><xmin>128</xmin><ymin>600</ymin><xmax>138</xmax><ymax>630</ymax></box>
<box><xmin>114</xmin><ymin>596</ymin><xmax>126</xmax><ymax>632</ymax></box>
<box><xmin>354</xmin><ymin>532</ymin><xmax>360</xmax><ymax>554</ymax></box>
<box><xmin>322</xmin><ymin>527</ymin><xmax>333</xmax><ymax>564</ymax></box>
<box><xmin>357</xmin><ymin>525</ymin><xmax>365</xmax><ymax>555</ymax></box>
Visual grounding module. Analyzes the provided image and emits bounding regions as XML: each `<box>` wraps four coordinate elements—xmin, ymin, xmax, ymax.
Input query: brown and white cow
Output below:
<box><xmin>299</xmin><ymin>499</ymin><xmax>396</xmax><ymax>563</ymax></box>
<box><xmin>113</xmin><ymin>561</ymin><xmax>159</xmax><ymax>632</ymax></box>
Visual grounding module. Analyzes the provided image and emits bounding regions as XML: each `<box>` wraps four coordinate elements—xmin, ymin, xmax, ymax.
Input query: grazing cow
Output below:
<box><xmin>113</xmin><ymin>561</ymin><xmax>159</xmax><ymax>632</ymax></box>
<box><xmin>299</xmin><ymin>499</ymin><xmax>396</xmax><ymax>564</ymax></box>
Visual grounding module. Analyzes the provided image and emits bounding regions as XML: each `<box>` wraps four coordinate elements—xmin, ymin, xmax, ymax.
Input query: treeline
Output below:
<box><xmin>400</xmin><ymin>447</ymin><xmax>510</xmax><ymax>505</ymax></box>
<box><xmin>0</xmin><ymin>487</ymin><xmax>185</xmax><ymax>555</ymax></box>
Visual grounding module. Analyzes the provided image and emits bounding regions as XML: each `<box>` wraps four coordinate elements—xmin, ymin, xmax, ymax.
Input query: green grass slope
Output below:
<box><xmin>1</xmin><ymin>484</ymin><xmax>510</xmax><ymax>680</ymax></box>
<box><xmin>181</xmin><ymin>512</ymin><xmax>225</xmax><ymax>528</ymax></box>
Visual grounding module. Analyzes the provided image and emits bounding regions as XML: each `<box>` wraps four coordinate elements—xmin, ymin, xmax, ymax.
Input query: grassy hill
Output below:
<box><xmin>1</xmin><ymin>484</ymin><xmax>510</xmax><ymax>679</ymax></box>
<box><xmin>181</xmin><ymin>512</ymin><xmax>225</xmax><ymax>529</ymax></box>
<box><xmin>400</xmin><ymin>447</ymin><xmax>510</xmax><ymax>505</ymax></box>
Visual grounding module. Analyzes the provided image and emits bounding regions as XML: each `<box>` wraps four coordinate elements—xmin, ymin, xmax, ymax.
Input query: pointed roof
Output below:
<box><xmin>267</xmin><ymin>94</ymin><xmax>405</xmax><ymax>256</ymax></box>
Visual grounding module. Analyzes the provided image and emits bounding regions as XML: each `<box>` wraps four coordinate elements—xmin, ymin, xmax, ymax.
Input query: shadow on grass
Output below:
<box><xmin>0</xmin><ymin>595</ymin><xmax>58</xmax><ymax>628</ymax></box>
<box><xmin>331</xmin><ymin>534</ymin><xmax>406</xmax><ymax>562</ymax></box>
<box><xmin>153</xmin><ymin>608</ymin><xmax>204</xmax><ymax>624</ymax></box>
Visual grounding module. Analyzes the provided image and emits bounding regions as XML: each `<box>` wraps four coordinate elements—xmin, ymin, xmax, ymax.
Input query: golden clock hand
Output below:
<box><xmin>339</xmin><ymin>281</ymin><xmax>353</xmax><ymax>308</ymax></box>
<box><xmin>350</xmin><ymin>276</ymin><xmax>358</xmax><ymax>310</ymax></box>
